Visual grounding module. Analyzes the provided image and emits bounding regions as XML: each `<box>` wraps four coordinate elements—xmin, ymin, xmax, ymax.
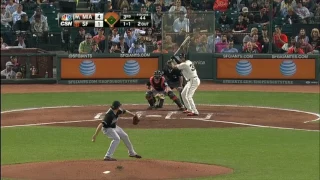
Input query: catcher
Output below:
<box><xmin>91</xmin><ymin>100</ymin><xmax>142</xmax><ymax>161</ymax></box>
<box><xmin>145</xmin><ymin>70</ymin><xmax>184</xmax><ymax>110</ymax></box>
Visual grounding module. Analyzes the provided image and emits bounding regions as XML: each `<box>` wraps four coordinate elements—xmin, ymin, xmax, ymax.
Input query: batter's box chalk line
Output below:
<box><xmin>1</xmin><ymin>104</ymin><xmax>319</xmax><ymax>132</ymax></box>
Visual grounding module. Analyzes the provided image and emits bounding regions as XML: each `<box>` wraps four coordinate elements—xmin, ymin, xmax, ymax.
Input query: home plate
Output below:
<box><xmin>145</xmin><ymin>115</ymin><xmax>162</xmax><ymax>118</ymax></box>
<box><xmin>103</xmin><ymin>171</ymin><xmax>111</xmax><ymax>174</ymax></box>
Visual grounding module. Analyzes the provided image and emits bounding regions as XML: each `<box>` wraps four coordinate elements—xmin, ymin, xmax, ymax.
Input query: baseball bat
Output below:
<box><xmin>173</xmin><ymin>36</ymin><xmax>191</xmax><ymax>56</ymax></box>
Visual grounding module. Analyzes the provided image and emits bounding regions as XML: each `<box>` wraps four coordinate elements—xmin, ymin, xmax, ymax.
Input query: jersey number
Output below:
<box><xmin>190</xmin><ymin>63</ymin><xmax>195</xmax><ymax>71</ymax></box>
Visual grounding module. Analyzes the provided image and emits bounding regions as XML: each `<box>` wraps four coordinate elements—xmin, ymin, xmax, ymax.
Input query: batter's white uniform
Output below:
<box><xmin>176</xmin><ymin>60</ymin><xmax>200</xmax><ymax>114</ymax></box>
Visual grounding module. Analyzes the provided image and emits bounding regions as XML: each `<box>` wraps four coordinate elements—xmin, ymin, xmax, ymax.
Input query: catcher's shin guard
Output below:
<box><xmin>145</xmin><ymin>91</ymin><xmax>155</xmax><ymax>106</ymax></box>
<box><xmin>168</xmin><ymin>91</ymin><xmax>183</xmax><ymax>108</ymax></box>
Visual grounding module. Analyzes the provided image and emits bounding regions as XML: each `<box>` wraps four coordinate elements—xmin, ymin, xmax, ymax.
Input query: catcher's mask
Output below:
<box><xmin>153</xmin><ymin>70</ymin><xmax>162</xmax><ymax>80</ymax></box>
<box><xmin>111</xmin><ymin>100</ymin><xmax>121</xmax><ymax>109</ymax></box>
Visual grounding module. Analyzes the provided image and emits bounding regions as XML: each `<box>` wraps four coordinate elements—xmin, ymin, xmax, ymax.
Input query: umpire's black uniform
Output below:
<box><xmin>162</xmin><ymin>67</ymin><xmax>185</xmax><ymax>105</ymax></box>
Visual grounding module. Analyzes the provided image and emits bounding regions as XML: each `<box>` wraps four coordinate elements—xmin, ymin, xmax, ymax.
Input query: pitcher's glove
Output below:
<box><xmin>133</xmin><ymin>114</ymin><xmax>140</xmax><ymax>125</ymax></box>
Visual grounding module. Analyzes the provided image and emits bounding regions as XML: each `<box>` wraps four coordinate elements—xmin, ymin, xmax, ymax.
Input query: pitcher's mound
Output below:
<box><xmin>1</xmin><ymin>159</ymin><xmax>233</xmax><ymax>180</ymax></box>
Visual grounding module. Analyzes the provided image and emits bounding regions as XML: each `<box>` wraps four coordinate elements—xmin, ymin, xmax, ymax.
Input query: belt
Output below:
<box><xmin>187</xmin><ymin>76</ymin><xmax>198</xmax><ymax>82</ymax></box>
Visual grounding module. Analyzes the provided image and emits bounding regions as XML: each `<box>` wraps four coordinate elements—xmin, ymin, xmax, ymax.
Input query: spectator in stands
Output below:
<box><xmin>12</xmin><ymin>4</ymin><xmax>26</xmax><ymax>24</ymax></box>
<box><xmin>98</xmin><ymin>39</ymin><xmax>105</xmax><ymax>52</ymax></box>
<box><xmin>13</xmin><ymin>33</ymin><xmax>28</xmax><ymax>48</ymax></box>
<box><xmin>124</xmin><ymin>29</ymin><xmax>137</xmax><ymax>47</ymax></box>
<box><xmin>5</xmin><ymin>0</ymin><xmax>18</xmax><ymax>15</ymax></box>
<box><xmin>31</xmin><ymin>14</ymin><xmax>48</xmax><ymax>37</ymax></box>
<box><xmin>61</xmin><ymin>28</ymin><xmax>71</xmax><ymax>52</ymax></box>
<box><xmin>273</xmin><ymin>25</ymin><xmax>288</xmax><ymax>50</ymax></box>
<box><xmin>152</xmin><ymin>4</ymin><xmax>162</xmax><ymax>30</ymax></box>
<box><xmin>140</xmin><ymin>3</ymin><xmax>148</xmax><ymax>13</ymax></box>
<box><xmin>90</xmin><ymin>42</ymin><xmax>102</xmax><ymax>53</ymax></box>
<box><xmin>253</xmin><ymin>7</ymin><xmax>269</xmax><ymax>26</ymax></box>
<box><xmin>30</xmin><ymin>7</ymin><xmax>48</xmax><ymax>25</ymax></box>
<box><xmin>128</xmin><ymin>41</ymin><xmax>145</xmax><ymax>53</ymax></box>
<box><xmin>310</xmin><ymin>28</ymin><xmax>320</xmax><ymax>51</ymax></box>
<box><xmin>221</xmin><ymin>39</ymin><xmax>239</xmax><ymax>53</ymax></box>
<box><xmin>152</xmin><ymin>40</ymin><xmax>168</xmax><ymax>53</ymax></box>
<box><xmin>298</xmin><ymin>35</ymin><xmax>313</xmax><ymax>53</ymax></box>
<box><xmin>232</xmin><ymin>13</ymin><xmax>248</xmax><ymax>33</ymax></box>
<box><xmin>195</xmin><ymin>34</ymin><xmax>208</xmax><ymax>53</ymax></box>
<box><xmin>315</xmin><ymin>4</ymin><xmax>320</xmax><ymax>23</ymax></box>
<box><xmin>251</xmin><ymin>34</ymin><xmax>262</xmax><ymax>52</ymax></box>
<box><xmin>280</xmin><ymin>0</ymin><xmax>297</xmax><ymax>17</ymax></box>
<box><xmin>1</xmin><ymin>61</ymin><xmax>16</xmax><ymax>79</ymax></box>
<box><xmin>14</xmin><ymin>14</ymin><xmax>30</xmax><ymax>32</ymax></box>
<box><xmin>159</xmin><ymin>0</ymin><xmax>174</xmax><ymax>10</ymax></box>
<box><xmin>21</xmin><ymin>0</ymin><xmax>37</xmax><ymax>11</ymax></box>
<box><xmin>215</xmin><ymin>33</ymin><xmax>228</xmax><ymax>52</ymax></box>
<box><xmin>294</xmin><ymin>0</ymin><xmax>311</xmax><ymax>23</ymax></box>
<box><xmin>218</xmin><ymin>12</ymin><xmax>233</xmax><ymax>28</ymax></box>
<box><xmin>168</xmin><ymin>0</ymin><xmax>187</xmax><ymax>19</ymax></box>
<box><xmin>117</xmin><ymin>36</ymin><xmax>129</xmax><ymax>53</ymax></box>
<box><xmin>248</xmin><ymin>1</ymin><xmax>259</xmax><ymax>16</ymax></box>
<box><xmin>74</xmin><ymin>28</ymin><xmax>86</xmax><ymax>50</ymax></box>
<box><xmin>302</xmin><ymin>0</ymin><xmax>316</xmax><ymax>18</ymax></box>
<box><xmin>139</xmin><ymin>27</ymin><xmax>153</xmax><ymax>43</ymax></box>
<box><xmin>163</xmin><ymin>35</ymin><xmax>175</xmax><ymax>52</ymax></box>
<box><xmin>1</xmin><ymin>36</ymin><xmax>8</xmax><ymax>49</ymax></box>
<box><xmin>287</xmin><ymin>42</ymin><xmax>304</xmax><ymax>53</ymax></box>
<box><xmin>243</xmin><ymin>27</ymin><xmax>258</xmax><ymax>46</ymax></box>
<box><xmin>243</xmin><ymin>41</ymin><xmax>259</xmax><ymax>53</ymax></box>
<box><xmin>192</xmin><ymin>0</ymin><xmax>212</xmax><ymax>11</ymax></box>
<box><xmin>118</xmin><ymin>0</ymin><xmax>130</xmax><ymax>10</ymax></box>
<box><xmin>285</xmin><ymin>7</ymin><xmax>299</xmax><ymax>24</ymax></box>
<box><xmin>1</xmin><ymin>4</ymin><xmax>12</xmax><ymax>27</ymax></box>
<box><xmin>111</xmin><ymin>28</ymin><xmax>120</xmax><ymax>42</ymax></box>
<box><xmin>78</xmin><ymin>33</ymin><xmax>93</xmax><ymax>54</ymax></box>
<box><xmin>93</xmin><ymin>28</ymin><xmax>105</xmax><ymax>44</ymax></box>
<box><xmin>295</xmin><ymin>28</ymin><xmax>309</xmax><ymax>42</ymax></box>
<box><xmin>172</xmin><ymin>11</ymin><xmax>189</xmax><ymax>33</ymax></box>
<box><xmin>231</xmin><ymin>0</ymin><xmax>249</xmax><ymax>12</ymax></box>
<box><xmin>124</xmin><ymin>27</ymin><xmax>146</xmax><ymax>39</ymax></box>
<box><xmin>9</xmin><ymin>56</ymin><xmax>20</xmax><ymax>73</ymax></box>
<box><xmin>242</xmin><ymin>7</ymin><xmax>253</xmax><ymax>24</ymax></box>
<box><xmin>15</xmin><ymin>72</ymin><xmax>22</xmax><ymax>79</ymax></box>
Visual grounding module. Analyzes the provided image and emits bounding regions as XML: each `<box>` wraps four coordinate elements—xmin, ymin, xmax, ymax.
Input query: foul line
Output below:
<box><xmin>1</xmin><ymin>119</ymin><xmax>99</xmax><ymax>128</ymax></box>
<box><xmin>1</xmin><ymin>104</ymin><xmax>319</xmax><ymax>131</ymax></box>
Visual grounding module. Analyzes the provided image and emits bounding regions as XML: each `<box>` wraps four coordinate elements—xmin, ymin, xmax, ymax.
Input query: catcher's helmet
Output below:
<box><xmin>153</xmin><ymin>70</ymin><xmax>162</xmax><ymax>78</ymax></box>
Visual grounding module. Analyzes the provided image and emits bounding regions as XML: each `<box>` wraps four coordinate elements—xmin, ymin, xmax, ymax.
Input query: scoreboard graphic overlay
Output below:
<box><xmin>59</xmin><ymin>12</ymin><xmax>152</xmax><ymax>28</ymax></box>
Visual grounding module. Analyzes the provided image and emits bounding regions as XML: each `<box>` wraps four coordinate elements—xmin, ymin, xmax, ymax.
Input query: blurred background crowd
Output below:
<box><xmin>1</xmin><ymin>0</ymin><xmax>319</xmax><ymax>54</ymax></box>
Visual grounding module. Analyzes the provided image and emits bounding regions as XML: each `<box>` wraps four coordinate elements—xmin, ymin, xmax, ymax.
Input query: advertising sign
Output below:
<box><xmin>217</xmin><ymin>59</ymin><xmax>316</xmax><ymax>79</ymax></box>
<box><xmin>61</xmin><ymin>58</ymin><xmax>158</xmax><ymax>79</ymax></box>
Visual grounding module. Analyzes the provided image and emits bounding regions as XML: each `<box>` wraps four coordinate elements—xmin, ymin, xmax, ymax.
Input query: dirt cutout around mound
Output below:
<box><xmin>1</xmin><ymin>105</ymin><xmax>319</xmax><ymax>130</ymax></box>
<box><xmin>1</xmin><ymin>160</ymin><xmax>233</xmax><ymax>180</ymax></box>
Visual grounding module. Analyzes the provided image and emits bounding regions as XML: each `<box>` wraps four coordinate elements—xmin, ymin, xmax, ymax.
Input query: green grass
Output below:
<box><xmin>1</xmin><ymin>91</ymin><xmax>319</xmax><ymax>113</ymax></box>
<box><xmin>1</xmin><ymin>91</ymin><xmax>320</xmax><ymax>180</ymax></box>
<box><xmin>1</xmin><ymin>126</ymin><xmax>319</xmax><ymax>180</ymax></box>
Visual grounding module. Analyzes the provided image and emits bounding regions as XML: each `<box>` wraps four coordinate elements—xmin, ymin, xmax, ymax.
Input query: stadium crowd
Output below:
<box><xmin>1</xmin><ymin>0</ymin><xmax>319</xmax><ymax>54</ymax></box>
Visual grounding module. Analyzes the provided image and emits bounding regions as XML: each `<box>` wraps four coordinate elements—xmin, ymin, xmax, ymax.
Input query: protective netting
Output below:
<box><xmin>161</xmin><ymin>12</ymin><xmax>215</xmax><ymax>54</ymax></box>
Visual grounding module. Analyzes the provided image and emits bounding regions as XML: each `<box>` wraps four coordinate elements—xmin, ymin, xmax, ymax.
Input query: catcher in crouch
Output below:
<box><xmin>145</xmin><ymin>70</ymin><xmax>185</xmax><ymax>110</ymax></box>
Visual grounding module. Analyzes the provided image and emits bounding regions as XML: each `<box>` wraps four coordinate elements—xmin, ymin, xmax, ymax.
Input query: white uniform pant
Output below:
<box><xmin>102</xmin><ymin>126</ymin><xmax>137</xmax><ymax>158</ymax></box>
<box><xmin>181</xmin><ymin>77</ymin><xmax>200</xmax><ymax>114</ymax></box>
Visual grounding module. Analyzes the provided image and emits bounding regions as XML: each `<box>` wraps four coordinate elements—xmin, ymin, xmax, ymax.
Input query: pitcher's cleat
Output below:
<box><xmin>104</xmin><ymin>157</ymin><xmax>117</xmax><ymax>161</ymax></box>
<box><xmin>129</xmin><ymin>154</ymin><xmax>142</xmax><ymax>158</ymax></box>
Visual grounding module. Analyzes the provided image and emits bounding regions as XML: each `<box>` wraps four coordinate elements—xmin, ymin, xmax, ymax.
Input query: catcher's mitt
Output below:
<box><xmin>133</xmin><ymin>114</ymin><xmax>140</xmax><ymax>125</ymax></box>
<box><xmin>154</xmin><ymin>93</ymin><xmax>165</xmax><ymax>100</ymax></box>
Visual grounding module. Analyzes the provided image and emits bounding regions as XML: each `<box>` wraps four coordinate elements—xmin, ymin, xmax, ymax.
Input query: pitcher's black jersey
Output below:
<box><xmin>101</xmin><ymin>108</ymin><xmax>126</xmax><ymax>128</ymax></box>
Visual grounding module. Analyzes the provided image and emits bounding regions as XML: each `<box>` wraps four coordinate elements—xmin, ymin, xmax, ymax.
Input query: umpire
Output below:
<box><xmin>162</xmin><ymin>60</ymin><xmax>185</xmax><ymax>105</ymax></box>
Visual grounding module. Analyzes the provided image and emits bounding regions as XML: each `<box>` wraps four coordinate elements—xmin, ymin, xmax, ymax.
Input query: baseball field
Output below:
<box><xmin>1</xmin><ymin>84</ymin><xmax>319</xmax><ymax>180</ymax></box>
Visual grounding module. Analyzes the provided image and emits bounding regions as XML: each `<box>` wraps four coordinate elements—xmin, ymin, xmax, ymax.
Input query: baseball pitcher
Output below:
<box><xmin>168</xmin><ymin>53</ymin><xmax>200</xmax><ymax>116</ymax></box>
<box><xmin>91</xmin><ymin>101</ymin><xmax>142</xmax><ymax>161</ymax></box>
<box><xmin>145</xmin><ymin>70</ymin><xmax>185</xmax><ymax>110</ymax></box>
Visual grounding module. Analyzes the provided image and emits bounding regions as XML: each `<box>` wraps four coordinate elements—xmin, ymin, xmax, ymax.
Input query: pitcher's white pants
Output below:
<box><xmin>181</xmin><ymin>77</ymin><xmax>200</xmax><ymax>114</ymax></box>
<box><xmin>102</xmin><ymin>126</ymin><xmax>137</xmax><ymax>158</ymax></box>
